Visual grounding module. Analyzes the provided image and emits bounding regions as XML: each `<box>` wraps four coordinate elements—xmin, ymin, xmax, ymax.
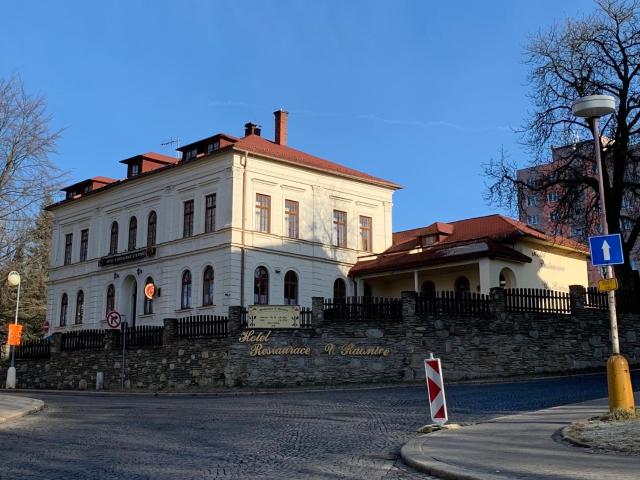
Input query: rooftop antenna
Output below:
<box><xmin>161</xmin><ymin>136</ymin><xmax>181</xmax><ymax>158</ymax></box>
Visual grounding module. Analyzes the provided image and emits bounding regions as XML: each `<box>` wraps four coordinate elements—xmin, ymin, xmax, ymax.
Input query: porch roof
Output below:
<box><xmin>349</xmin><ymin>240</ymin><xmax>532</xmax><ymax>277</ymax></box>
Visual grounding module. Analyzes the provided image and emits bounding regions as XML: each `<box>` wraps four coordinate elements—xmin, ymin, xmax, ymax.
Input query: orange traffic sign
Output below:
<box><xmin>7</xmin><ymin>324</ymin><xmax>23</xmax><ymax>346</ymax></box>
<box><xmin>144</xmin><ymin>282</ymin><xmax>156</xmax><ymax>300</ymax></box>
<box><xmin>598</xmin><ymin>277</ymin><xmax>619</xmax><ymax>292</ymax></box>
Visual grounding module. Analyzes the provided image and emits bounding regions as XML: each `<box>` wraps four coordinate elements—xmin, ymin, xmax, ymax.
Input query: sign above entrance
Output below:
<box><xmin>589</xmin><ymin>234</ymin><xmax>624</xmax><ymax>266</ymax></box>
<box><xmin>248</xmin><ymin>305</ymin><xmax>301</xmax><ymax>329</ymax></box>
<box><xmin>106</xmin><ymin>310</ymin><xmax>122</xmax><ymax>329</ymax></box>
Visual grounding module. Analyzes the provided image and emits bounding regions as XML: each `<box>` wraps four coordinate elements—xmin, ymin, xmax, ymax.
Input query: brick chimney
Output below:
<box><xmin>244</xmin><ymin>122</ymin><xmax>261</xmax><ymax>137</ymax></box>
<box><xmin>274</xmin><ymin>109</ymin><xmax>288</xmax><ymax>145</ymax></box>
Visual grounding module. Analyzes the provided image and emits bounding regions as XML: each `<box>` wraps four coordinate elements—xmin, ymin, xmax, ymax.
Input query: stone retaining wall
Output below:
<box><xmin>4</xmin><ymin>287</ymin><xmax>640</xmax><ymax>390</ymax></box>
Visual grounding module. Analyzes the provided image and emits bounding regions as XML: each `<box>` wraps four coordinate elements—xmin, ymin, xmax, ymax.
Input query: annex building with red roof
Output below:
<box><xmin>349</xmin><ymin>214</ymin><xmax>589</xmax><ymax>297</ymax></box>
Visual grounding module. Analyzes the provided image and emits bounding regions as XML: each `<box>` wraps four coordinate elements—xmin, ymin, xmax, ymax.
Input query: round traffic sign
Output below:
<box><xmin>106</xmin><ymin>310</ymin><xmax>122</xmax><ymax>329</ymax></box>
<box><xmin>144</xmin><ymin>282</ymin><xmax>156</xmax><ymax>300</ymax></box>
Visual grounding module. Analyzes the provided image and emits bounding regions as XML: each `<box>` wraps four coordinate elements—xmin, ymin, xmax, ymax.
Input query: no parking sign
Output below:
<box><xmin>106</xmin><ymin>310</ymin><xmax>122</xmax><ymax>329</ymax></box>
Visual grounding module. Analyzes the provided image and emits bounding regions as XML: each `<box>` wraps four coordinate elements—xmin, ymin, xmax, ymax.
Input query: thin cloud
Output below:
<box><xmin>356</xmin><ymin>114</ymin><xmax>512</xmax><ymax>133</ymax></box>
<box><xmin>206</xmin><ymin>100</ymin><xmax>512</xmax><ymax>133</ymax></box>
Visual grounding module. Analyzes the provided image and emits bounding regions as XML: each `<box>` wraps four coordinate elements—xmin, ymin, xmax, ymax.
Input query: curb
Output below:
<box><xmin>401</xmin><ymin>433</ymin><xmax>505</xmax><ymax>480</ymax></box>
<box><xmin>560</xmin><ymin>425</ymin><xmax>593</xmax><ymax>449</ymax></box>
<box><xmin>0</xmin><ymin>397</ymin><xmax>44</xmax><ymax>425</ymax></box>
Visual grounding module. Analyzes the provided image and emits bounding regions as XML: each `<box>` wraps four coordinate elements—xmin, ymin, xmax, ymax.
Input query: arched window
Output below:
<box><xmin>109</xmin><ymin>221</ymin><xmax>119</xmax><ymax>255</ymax></box>
<box><xmin>60</xmin><ymin>294</ymin><xmax>68</xmax><ymax>327</ymax></box>
<box><xmin>254</xmin><ymin>266</ymin><xmax>269</xmax><ymax>305</ymax></box>
<box><xmin>333</xmin><ymin>278</ymin><xmax>347</xmax><ymax>301</ymax></box>
<box><xmin>147</xmin><ymin>211</ymin><xmax>157</xmax><ymax>247</ymax></box>
<box><xmin>284</xmin><ymin>271</ymin><xmax>298</xmax><ymax>305</ymax></box>
<box><xmin>202</xmin><ymin>267</ymin><xmax>214</xmax><ymax>306</ymax></box>
<box><xmin>106</xmin><ymin>284</ymin><xmax>115</xmax><ymax>315</ymax></box>
<box><xmin>454</xmin><ymin>276</ymin><xmax>470</xmax><ymax>297</ymax></box>
<box><xmin>144</xmin><ymin>277</ymin><xmax>154</xmax><ymax>314</ymax></box>
<box><xmin>181</xmin><ymin>270</ymin><xmax>192</xmax><ymax>309</ymax></box>
<box><xmin>128</xmin><ymin>216</ymin><xmax>137</xmax><ymax>251</ymax></box>
<box><xmin>499</xmin><ymin>268</ymin><xmax>516</xmax><ymax>289</ymax></box>
<box><xmin>75</xmin><ymin>290</ymin><xmax>84</xmax><ymax>324</ymax></box>
<box><xmin>421</xmin><ymin>280</ymin><xmax>436</xmax><ymax>298</ymax></box>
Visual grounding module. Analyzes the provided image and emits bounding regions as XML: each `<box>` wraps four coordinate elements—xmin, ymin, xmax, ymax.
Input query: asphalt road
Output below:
<box><xmin>0</xmin><ymin>371</ymin><xmax>635</xmax><ymax>480</ymax></box>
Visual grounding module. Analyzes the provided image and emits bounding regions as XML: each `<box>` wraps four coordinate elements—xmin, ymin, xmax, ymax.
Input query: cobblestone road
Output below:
<box><xmin>0</xmin><ymin>371</ymin><xmax>633</xmax><ymax>480</ymax></box>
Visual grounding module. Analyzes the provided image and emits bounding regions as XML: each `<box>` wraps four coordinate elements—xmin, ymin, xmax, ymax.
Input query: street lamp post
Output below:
<box><xmin>572</xmin><ymin>94</ymin><xmax>635</xmax><ymax>412</ymax></box>
<box><xmin>5</xmin><ymin>271</ymin><xmax>21</xmax><ymax>389</ymax></box>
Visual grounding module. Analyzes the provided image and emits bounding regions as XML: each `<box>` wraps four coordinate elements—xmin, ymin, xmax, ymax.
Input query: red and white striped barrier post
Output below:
<box><xmin>424</xmin><ymin>353</ymin><xmax>448</xmax><ymax>425</ymax></box>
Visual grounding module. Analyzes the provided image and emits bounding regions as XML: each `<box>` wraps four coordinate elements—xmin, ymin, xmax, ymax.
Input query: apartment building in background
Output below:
<box><xmin>517</xmin><ymin>141</ymin><xmax>640</xmax><ymax>285</ymax></box>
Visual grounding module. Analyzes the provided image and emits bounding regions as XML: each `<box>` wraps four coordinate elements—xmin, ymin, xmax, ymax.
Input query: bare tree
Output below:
<box><xmin>484</xmin><ymin>0</ymin><xmax>640</xmax><ymax>290</ymax></box>
<box><xmin>0</xmin><ymin>75</ymin><xmax>60</xmax><ymax>263</ymax></box>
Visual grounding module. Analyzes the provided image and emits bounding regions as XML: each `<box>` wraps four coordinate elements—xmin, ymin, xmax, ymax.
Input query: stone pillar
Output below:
<box><xmin>228</xmin><ymin>306</ymin><xmax>243</xmax><ymax>336</ymax></box>
<box><xmin>49</xmin><ymin>332</ymin><xmax>62</xmax><ymax>354</ymax></box>
<box><xmin>104</xmin><ymin>329</ymin><xmax>119</xmax><ymax>351</ymax></box>
<box><xmin>312</xmin><ymin>297</ymin><xmax>324</xmax><ymax>327</ymax></box>
<box><xmin>569</xmin><ymin>285</ymin><xmax>586</xmax><ymax>313</ymax></box>
<box><xmin>163</xmin><ymin>318</ymin><xmax>177</xmax><ymax>345</ymax></box>
<box><xmin>401</xmin><ymin>291</ymin><xmax>417</xmax><ymax>319</ymax></box>
<box><xmin>489</xmin><ymin>287</ymin><xmax>506</xmax><ymax>317</ymax></box>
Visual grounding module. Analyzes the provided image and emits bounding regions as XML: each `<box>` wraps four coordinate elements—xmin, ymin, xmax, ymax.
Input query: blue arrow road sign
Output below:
<box><xmin>589</xmin><ymin>234</ymin><xmax>624</xmax><ymax>266</ymax></box>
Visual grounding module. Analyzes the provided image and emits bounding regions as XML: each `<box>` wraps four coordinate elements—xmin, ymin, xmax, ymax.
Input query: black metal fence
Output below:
<box><xmin>505</xmin><ymin>288</ymin><xmax>571</xmax><ymax>314</ymax></box>
<box><xmin>15</xmin><ymin>338</ymin><xmax>51</xmax><ymax>359</ymax></box>
<box><xmin>177</xmin><ymin>315</ymin><xmax>229</xmax><ymax>338</ymax></box>
<box><xmin>323</xmin><ymin>297</ymin><xmax>402</xmax><ymax>322</ymax></box>
<box><xmin>61</xmin><ymin>330</ymin><xmax>105</xmax><ymax>351</ymax></box>
<box><xmin>115</xmin><ymin>325</ymin><xmax>163</xmax><ymax>349</ymax></box>
<box><xmin>416</xmin><ymin>291</ymin><xmax>491</xmax><ymax>317</ymax></box>
<box><xmin>585</xmin><ymin>287</ymin><xmax>640</xmax><ymax>313</ymax></box>
<box><xmin>240</xmin><ymin>307</ymin><xmax>313</xmax><ymax>329</ymax></box>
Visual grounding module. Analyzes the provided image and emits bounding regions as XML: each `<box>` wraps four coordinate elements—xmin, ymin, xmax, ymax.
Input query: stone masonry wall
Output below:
<box><xmin>4</xmin><ymin>287</ymin><xmax>640</xmax><ymax>390</ymax></box>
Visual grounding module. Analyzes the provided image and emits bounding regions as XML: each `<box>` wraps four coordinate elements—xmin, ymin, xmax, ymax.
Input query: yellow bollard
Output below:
<box><xmin>607</xmin><ymin>354</ymin><xmax>635</xmax><ymax>412</ymax></box>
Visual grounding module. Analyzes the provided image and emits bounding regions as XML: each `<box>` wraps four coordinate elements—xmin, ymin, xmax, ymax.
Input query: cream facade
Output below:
<box><xmin>47</xmin><ymin>117</ymin><xmax>398</xmax><ymax>332</ymax></box>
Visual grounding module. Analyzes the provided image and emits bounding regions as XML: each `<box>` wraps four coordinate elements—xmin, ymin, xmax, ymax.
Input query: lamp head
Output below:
<box><xmin>7</xmin><ymin>271</ymin><xmax>20</xmax><ymax>287</ymax></box>
<box><xmin>572</xmin><ymin>95</ymin><xmax>616</xmax><ymax>119</ymax></box>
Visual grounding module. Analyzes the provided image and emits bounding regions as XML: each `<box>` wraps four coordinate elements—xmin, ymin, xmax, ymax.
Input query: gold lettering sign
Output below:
<box><xmin>249</xmin><ymin>344</ymin><xmax>311</xmax><ymax>356</ymax></box>
<box><xmin>238</xmin><ymin>331</ymin><xmax>391</xmax><ymax>357</ymax></box>
<box><xmin>248</xmin><ymin>305</ymin><xmax>300</xmax><ymax>329</ymax></box>
<box><xmin>324</xmin><ymin>342</ymin><xmax>390</xmax><ymax>357</ymax></box>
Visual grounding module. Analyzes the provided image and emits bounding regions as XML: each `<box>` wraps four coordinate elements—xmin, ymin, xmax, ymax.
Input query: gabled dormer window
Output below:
<box><xmin>128</xmin><ymin>162</ymin><xmax>141</xmax><ymax>178</ymax></box>
<box><xmin>207</xmin><ymin>141</ymin><xmax>220</xmax><ymax>154</ymax></box>
<box><xmin>421</xmin><ymin>235</ymin><xmax>436</xmax><ymax>247</ymax></box>
<box><xmin>184</xmin><ymin>149</ymin><xmax>197</xmax><ymax>161</ymax></box>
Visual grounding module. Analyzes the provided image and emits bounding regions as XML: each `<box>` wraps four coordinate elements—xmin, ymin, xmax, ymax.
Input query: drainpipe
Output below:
<box><xmin>240</xmin><ymin>152</ymin><xmax>248</xmax><ymax>307</ymax></box>
<box><xmin>240</xmin><ymin>152</ymin><xmax>249</xmax><ymax>307</ymax></box>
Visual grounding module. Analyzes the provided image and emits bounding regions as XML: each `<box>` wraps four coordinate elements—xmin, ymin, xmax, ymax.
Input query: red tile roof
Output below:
<box><xmin>50</xmin><ymin>126</ymin><xmax>400</xmax><ymax>210</ymax></box>
<box><xmin>233</xmin><ymin>134</ymin><xmax>401</xmax><ymax>189</ymax></box>
<box><xmin>350</xmin><ymin>214</ymin><xmax>588</xmax><ymax>277</ymax></box>
<box><xmin>350</xmin><ymin>240</ymin><xmax>533</xmax><ymax>276</ymax></box>
<box><xmin>119</xmin><ymin>152</ymin><xmax>178</xmax><ymax>165</ymax></box>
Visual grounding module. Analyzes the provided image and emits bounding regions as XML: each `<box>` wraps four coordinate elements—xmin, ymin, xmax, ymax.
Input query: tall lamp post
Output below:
<box><xmin>572</xmin><ymin>94</ymin><xmax>635</xmax><ymax>412</ymax></box>
<box><xmin>5</xmin><ymin>271</ymin><xmax>21</xmax><ymax>389</ymax></box>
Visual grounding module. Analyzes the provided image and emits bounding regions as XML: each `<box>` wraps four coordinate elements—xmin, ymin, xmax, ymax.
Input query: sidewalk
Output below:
<box><xmin>401</xmin><ymin>396</ymin><xmax>640</xmax><ymax>480</ymax></box>
<box><xmin>0</xmin><ymin>393</ymin><xmax>44</xmax><ymax>424</ymax></box>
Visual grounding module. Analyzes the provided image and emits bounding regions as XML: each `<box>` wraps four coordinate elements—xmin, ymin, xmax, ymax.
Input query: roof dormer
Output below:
<box><xmin>61</xmin><ymin>177</ymin><xmax>117</xmax><ymax>200</ymax></box>
<box><xmin>119</xmin><ymin>152</ymin><xmax>178</xmax><ymax>179</ymax></box>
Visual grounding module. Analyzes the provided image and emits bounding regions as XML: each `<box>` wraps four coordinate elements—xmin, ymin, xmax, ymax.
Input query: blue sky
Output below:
<box><xmin>1</xmin><ymin>0</ymin><xmax>595</xmax><ymax>231</ymax></box>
